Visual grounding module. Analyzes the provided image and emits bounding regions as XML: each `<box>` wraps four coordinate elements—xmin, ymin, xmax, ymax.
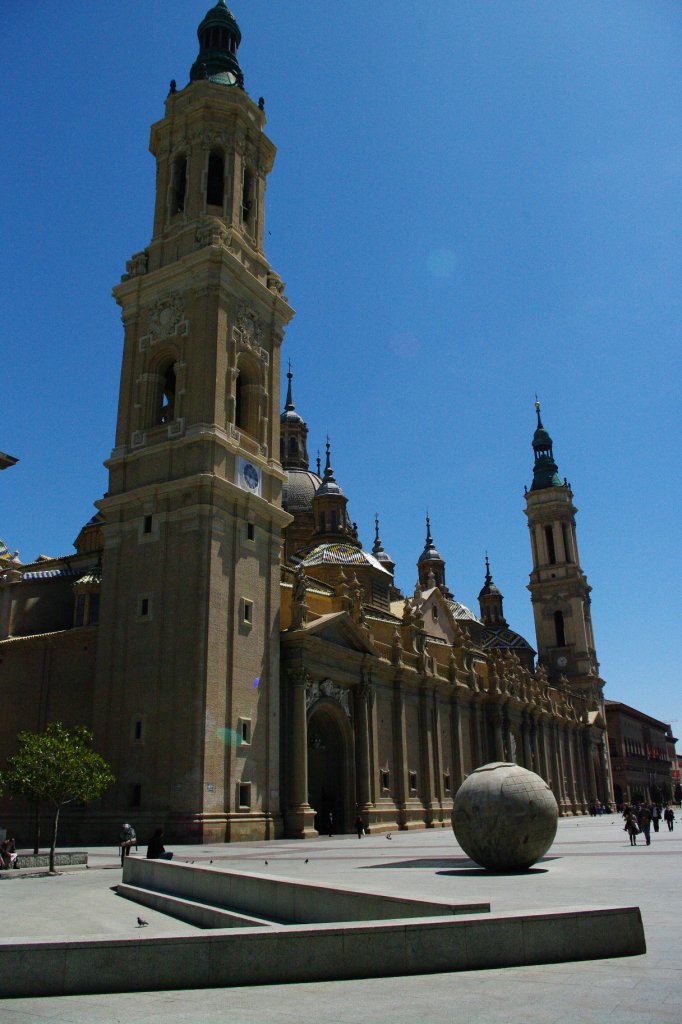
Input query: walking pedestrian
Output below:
<box><xmin>355</xmin><ymin>815</ymin><xmax>364</xmax><ymax>839</ymax></box>
<box><xmin>637</xmin><ymin>805</ymin><xmax>652</xmax><ymax>846</ymax></box>
<box><xmin>623</xmin><ymin>810</ymin><xmax>639</xmax><ymax>846</ymax></box>
<box><xmin>652</xmin><ymin>804</ymin><xmax>662</xmax><ymax>833</ymax></box>
<box><xmin>118</xmin><ymin>822</ymin><xmax>137</xmax><ymax>867</ymax></box>
<box><xmin>327</xmin><ymin>811</ymin><xmax>334</xmax><ymax>837</ymax></box>
<box><xmin>664</xmin><ymin>805</ymin><xmax>675</xmax><ymax>832</ymax></box>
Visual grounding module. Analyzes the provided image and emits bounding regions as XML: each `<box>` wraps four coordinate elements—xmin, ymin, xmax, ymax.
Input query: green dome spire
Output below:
<box><xmin>189</xmin><ymin>1</ymin><xmax>244</xmax><ymax>88</ymax></box>
<box><xmin>530</xmin><ymin>401</ymin><xmax>563</xmax><ymax>490</ymax></box>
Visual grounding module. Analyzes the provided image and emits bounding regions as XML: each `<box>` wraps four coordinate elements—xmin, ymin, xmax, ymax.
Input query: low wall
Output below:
<box><xmin>121</xmin><ymin>857</ymin><xmax>489</xmax><ymax>923</ymax></box>
<box><xmin>0</xmin><ymin>906</ymin><xmax>646</xmax><ymax>997</ymax></box>
<box><xmin>1</xmin><ymin>852</ymin><xmax>87</xmax><ymax>871</ymax></box>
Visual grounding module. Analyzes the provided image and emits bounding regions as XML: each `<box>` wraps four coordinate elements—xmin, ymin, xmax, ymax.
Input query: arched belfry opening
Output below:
<box><xmin>206</xmin><ymin>149</ymin><xmax>225</xmax><ymax>207</ymax></box>
<box><xmin>234</xmin><ymin>355</ymin><xmax>260</xmax><ymax>438</ymax></box>
<box><xmin>307</xmin><ymin>699</ymin><xmax>353</xmax><ymax>835</ymax></box>
<box><xmin>154</xmin><ymin>360</ymin><xmax>177</xmax><ymax>425</ymax></box>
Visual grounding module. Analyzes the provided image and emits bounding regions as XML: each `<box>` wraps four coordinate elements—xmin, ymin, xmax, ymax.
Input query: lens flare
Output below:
<box><xmin>253</xmin><ymin>676</ymin><xmax>260</xmax><ymax>688</ymax></box>
<box><xmin>216</xmin><ymin>727</ymin><xmax>243</xmax><ymax>747</ymax></box>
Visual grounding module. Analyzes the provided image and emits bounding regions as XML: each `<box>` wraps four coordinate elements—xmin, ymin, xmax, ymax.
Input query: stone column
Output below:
<box><xmin>585</xmin><ymin>732</ymin><xmax>599</xmax><ymax>805</ymax></box>
<box><xmin>522</xmin><ymin>711</ymin><xmax>532</xmax><ymax>770</ymax></box>
<box><xmin>392</xmin><ymin>677</ymin><xmax>409</xmax><ymax>828</ymax></box>
<box><xmin>551</xmin><ymin>722</ymin><xmax>565</xmax><ymax>811</ymax></box>
<box><xmin>540</xmin><ymin>720</ymin><xmax>548</xmax><ymax>790</ymax></box>
<box><xmin>354</xmin><ymin>679</ymin><xmax>372</xmax><ymax>814</ymax></box>
<box><xmin>450</xmin><ymin>694</ymin><xmax>466</xmax><ymax>792</ymax></box>
<box><xmin>572</xmin><ymin>727</ymin><xmax>588</xmax><ymax>811</ymax></box>
<box><xmin>491</xmin><ymin>704</ymin><xmax>505</xmax><ymax>761</ymax></box>
<box><xmin>419</xmin><ymin>684</ymin><xmax>435</xmax><ymax>824</ymax></box>
<box><xmin>530</xmin><ymin>716</ymin><xmax>541</xmax><ymax>776</ymax></box>
<box><xmin>432</xmin><ymin>690</ymin><xmax>445</xmax><ymax>821</ymax></box>
<box><xmin>563</xmin><ymin>724</ymin><xmax>578</xmax><ymax>812</ymax></box>
<box><xmin>499</xmin><ymin>712</ymin><xmax>509</xmax><ymax>761</ymax></box>
<box><xmin>285</xmin><ymin>668</ymin><xmax>316</xmax><ymax>838</ymax></box>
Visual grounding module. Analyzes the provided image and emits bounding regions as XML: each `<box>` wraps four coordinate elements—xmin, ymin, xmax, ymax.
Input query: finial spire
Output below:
<box><xmin>484</xmin><ymin>551</ymin><xmax>491</xmax><ymax>583</ymax></box>
<box><xmin>534</xmin><ymin>394</ymin><xmax>543</xmax><ymax>428</ymax></box>
<box><xmin>425</xmin><ymin>512</ymin><xmax>433</xmax><ymax>546</ymax></box>
<box><xmin>316</xmin><ymin>449</ymin><xmax>321</xmax><ymax>475</ymax></box>
<box><xmin>323</xmin><ymin>436</ymin><xmax>334</xmax><ymax>480</ymax></box>
<box><xmin>285</xmin><ymin>360</ymin><xmax>294</xmax><ymax>411</ymax></box>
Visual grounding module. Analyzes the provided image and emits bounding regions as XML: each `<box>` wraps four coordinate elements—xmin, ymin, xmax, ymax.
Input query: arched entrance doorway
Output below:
<box><xmin>307</xmin><ymin>699</ymin><xmax>353</xmax><ymax>835</ymax></box>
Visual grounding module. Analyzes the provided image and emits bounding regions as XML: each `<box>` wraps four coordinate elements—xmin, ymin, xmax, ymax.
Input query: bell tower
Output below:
<box><xmin>524</xmin><ymin>404</ymin><xmax>601</xmax><ymax>701</ymax></box>
<box><xmin>93</xmin><ymin>2</ymin><xmax>294</xmax><ymax>843</ymax></box>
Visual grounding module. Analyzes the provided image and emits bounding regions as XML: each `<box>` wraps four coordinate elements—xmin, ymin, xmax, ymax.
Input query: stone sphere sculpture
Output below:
<box><xmin>452</xmin><ymin>762</ymin><xmax>558</xmax><ymax>870</ymax></box>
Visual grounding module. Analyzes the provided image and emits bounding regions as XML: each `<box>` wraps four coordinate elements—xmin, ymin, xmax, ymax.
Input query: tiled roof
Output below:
<box><xmin>297</xmin><ymin>543</ymin><xmax>391</xmax><ymax>576</ymax></box>
<box><xmin>478</xmin><ymin>625</ymin><xmax>534</xmax><ymax>651</ymax></box>
<box><xmin>21</xmin><ymin>568</ymin><xmax>80</xmax><ymax>581</ymax></box>
<box><xmin>446</xmin><ymin>599</ymin><xmax>481</xmax><ymax>623</ymax></box>
<box><xmin>74</xmin><ymin>567</ymin><xmax>102</xmax><ymax>586</ymax></box>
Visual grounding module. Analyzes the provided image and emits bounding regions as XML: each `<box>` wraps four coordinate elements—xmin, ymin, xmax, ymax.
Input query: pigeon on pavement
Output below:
<box><xmin>137</xmin><ymin>917</ymin><xmax>149</xmax><ymax>927</ymax></box>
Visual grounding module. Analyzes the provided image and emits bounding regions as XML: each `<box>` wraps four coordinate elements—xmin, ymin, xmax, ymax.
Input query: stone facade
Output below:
<box><xmin>605</xmin><ymin>700</ymin><xmax>677</xmax><ymax>806</ymax></box>
<box><xmin>0</xmin><ymin>4</ymin><xmax>615</xmax><ymax>844</ymax></box>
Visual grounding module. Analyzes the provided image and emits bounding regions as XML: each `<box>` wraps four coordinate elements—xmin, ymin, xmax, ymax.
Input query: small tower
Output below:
<box><xmin>280</xmin><ymin>365</ymin><xmax>309</xmax><ymax>470</ymax></box>
<box><xmin>311</xmin><ymin>440</ymin><xmax>359</xmax><ymax>546</ymax></box>
<box><xmin>524</xmin><ymin>403</ymin><xmax>599</xmax><ymax>695</ymax></box>
<box><xmin>371</xmin><ymin>514</ymin><xmax>395</xmax><ymax>577</ymax></box>
<box><xmin>417</xmin><ymin>514</ymin><xmax>450</xmax><ymax>595</ymax></box>
<box><xmin>478</xmin><ymin>554</ymin><xmax>507</xmax><ymax>627</ymax></box>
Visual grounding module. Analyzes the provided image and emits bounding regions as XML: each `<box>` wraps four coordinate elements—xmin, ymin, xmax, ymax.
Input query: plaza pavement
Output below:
<box><xmin>0</xmin><ymin>815</ymin><xmax>680</xmax><ymax>1023</ymax></box>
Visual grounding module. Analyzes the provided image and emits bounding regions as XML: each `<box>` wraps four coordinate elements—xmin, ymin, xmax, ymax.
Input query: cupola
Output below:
<box><xmin>189</xmin><ymin>1</ymin><xmax>244</xmax><ymax>87</ymax></box>
<box><xmin>371</xmin><ymin>514</ymin><xmax>395</xmax><ymax>577</ymax></box>
<box><xmin>530</xmin><ymin>401</ymin><xmax>563</xmax><ymax>491</ymax></box>
<box><xmin>417</xmin><ymin>514</ymin><xmax>449</xmax><ymax>594</ymax></box>
<box><xmin>280</xmin><ymin>364</ymin><xmax>309</xmax><ymax>470</ymax></box>
<box><xmin>312</xmin><ymin>440</ymin><xmax>360</xmax><ymax>547</ymax></box>
<box><xmin>478</xmin><ymin>554</ymin><xmax>507</xmax><ymax>627</ymax></box>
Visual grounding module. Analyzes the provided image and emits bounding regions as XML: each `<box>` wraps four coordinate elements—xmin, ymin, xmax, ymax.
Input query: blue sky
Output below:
<box><xmin>2</xmin><ymin>2</ymin><xmax>680</xmax><ymax>731</ymax></box>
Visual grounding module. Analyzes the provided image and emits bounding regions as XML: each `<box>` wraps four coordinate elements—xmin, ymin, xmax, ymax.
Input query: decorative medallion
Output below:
<box><xmin>147</xmin><ymin>293</ymin><xmax>184</xmax><ymax>341</ymax></box>
<box><xmin>306</xmin><ymin>677</ymin><xmax>350</xmax><ymax>718</ymax></box>
<box><xmin>234</xmin><ymin>306</ymin><xmax>262</xmax><ymax>348</ymax></box>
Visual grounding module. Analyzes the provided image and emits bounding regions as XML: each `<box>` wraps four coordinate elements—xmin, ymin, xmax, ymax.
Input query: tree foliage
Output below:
<box><xmin>3</xmin><ymin>723</ymin><xmax>115</xmax><ymax>872</ymax></box>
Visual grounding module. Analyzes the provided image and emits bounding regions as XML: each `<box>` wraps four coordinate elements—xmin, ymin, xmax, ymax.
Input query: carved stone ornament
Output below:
<box><xmin>147</xmin><ymin>293</ymin><xmax>184</xmax><ymax>341</ymax></box>
<box><xmin>234</xmin><ymin>306</ymin><xmax>263</xmax><ymax>348</ymax></box>
<box><xmin>306</xmin><ymin>677</ymin><xmax>350</xmax><ymax>718</ymax></box>
<box><xmin>195</xmin><ymin>218</ymin><xmax>231</xmax><ymax>250</ymax></box>
<box><xmin>124</xmin><ymin>250</ymin><xmax>148</xmax><ymax>279</ymax></box>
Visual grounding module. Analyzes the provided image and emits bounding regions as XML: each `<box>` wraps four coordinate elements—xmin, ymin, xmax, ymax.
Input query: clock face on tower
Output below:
<box><xmin>243</xmin><ymin>463</ymin><xmax>259</xmax><ymax>490</ymax></box>
<box><xmin>556</xmin><ymin>656</ymin><xmax>568</xmax><ymax>669</ymax></box>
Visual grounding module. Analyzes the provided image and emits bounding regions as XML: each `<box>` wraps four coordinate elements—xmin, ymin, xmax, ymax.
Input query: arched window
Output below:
<box><xmin>235</xmin><ymin>357</ymin><xmax>259</xmax><ymax>437</ymax></box>
<box><xmin>288</xmin><ymin>437</ymin><xmax>297</xmax><ymax>456</ymax></box>
<box><xmin>561</xmin><ymin>523</ymin><xmax>574</xmax><ymax>563</ymax></box>
<box><xmin>156</xmin><ymin>363</ymin><xmax>176</xmax><ymax>425</ymax></box>
<box><xmin>242</xmin><ymin>166</ymin><xmax>254</xmax><ymax>227</ymax></box>
<box><xmin>554</xmin><ymin>610</ymin><xmax>566</xmax><ymax>647</ymax></box>
<box><xmin>331</xmin><ymin>510</ymin><xmax>338</xmax><ymax>530</ymax></box>
<box><xmin>545</xmin><ymin>525</ymin><xmax>556</xmax><ymax>565</ymax></box>
<box><xmin>206</xmin><ymin>150</ymin><xmax>224</xmax><ymax>206</ymax></box>
<box><xmin>172</xmin><ymin>155</ymin><xmax>187</xmax><ymax>214</ymax></box>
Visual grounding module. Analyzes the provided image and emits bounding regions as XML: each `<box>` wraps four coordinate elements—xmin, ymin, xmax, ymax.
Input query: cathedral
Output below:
<box><xmin>0</xmin><ymin>3</ymin><xmax>614</xmax><ymax>844</ymax></box>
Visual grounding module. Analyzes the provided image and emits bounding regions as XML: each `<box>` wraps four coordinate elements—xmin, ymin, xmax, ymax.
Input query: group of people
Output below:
<box><xmin>119</xmin><ymin>824</ymin><xmax>173</xmax><ymax>865</ymax></box>
<box><xmin>622</xmin><ymin>803</ymin><xmax>675</xmax><ymax>846</ymax></box>
<box><xmin>0</xmin><ymin>836</ymin><xmax>18</xmax><ymax>870</ymax></box>
<box><xmin>588</xmin><ymin>802</ymin><xmax>611</xmax><ymax>816</ymax></box>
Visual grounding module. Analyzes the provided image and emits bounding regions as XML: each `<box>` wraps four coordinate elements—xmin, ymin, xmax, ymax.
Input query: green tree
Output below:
<box><xmin>3</xmin><ymin>724</ymin><xmax>114</xmax><ymax>873</ymax></box>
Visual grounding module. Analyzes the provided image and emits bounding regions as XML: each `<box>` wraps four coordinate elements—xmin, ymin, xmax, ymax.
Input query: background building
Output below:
<box><xmin>605</xmin><ymin>700</ymin><xmax>677</xmax><ymax>807</ymax></box>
